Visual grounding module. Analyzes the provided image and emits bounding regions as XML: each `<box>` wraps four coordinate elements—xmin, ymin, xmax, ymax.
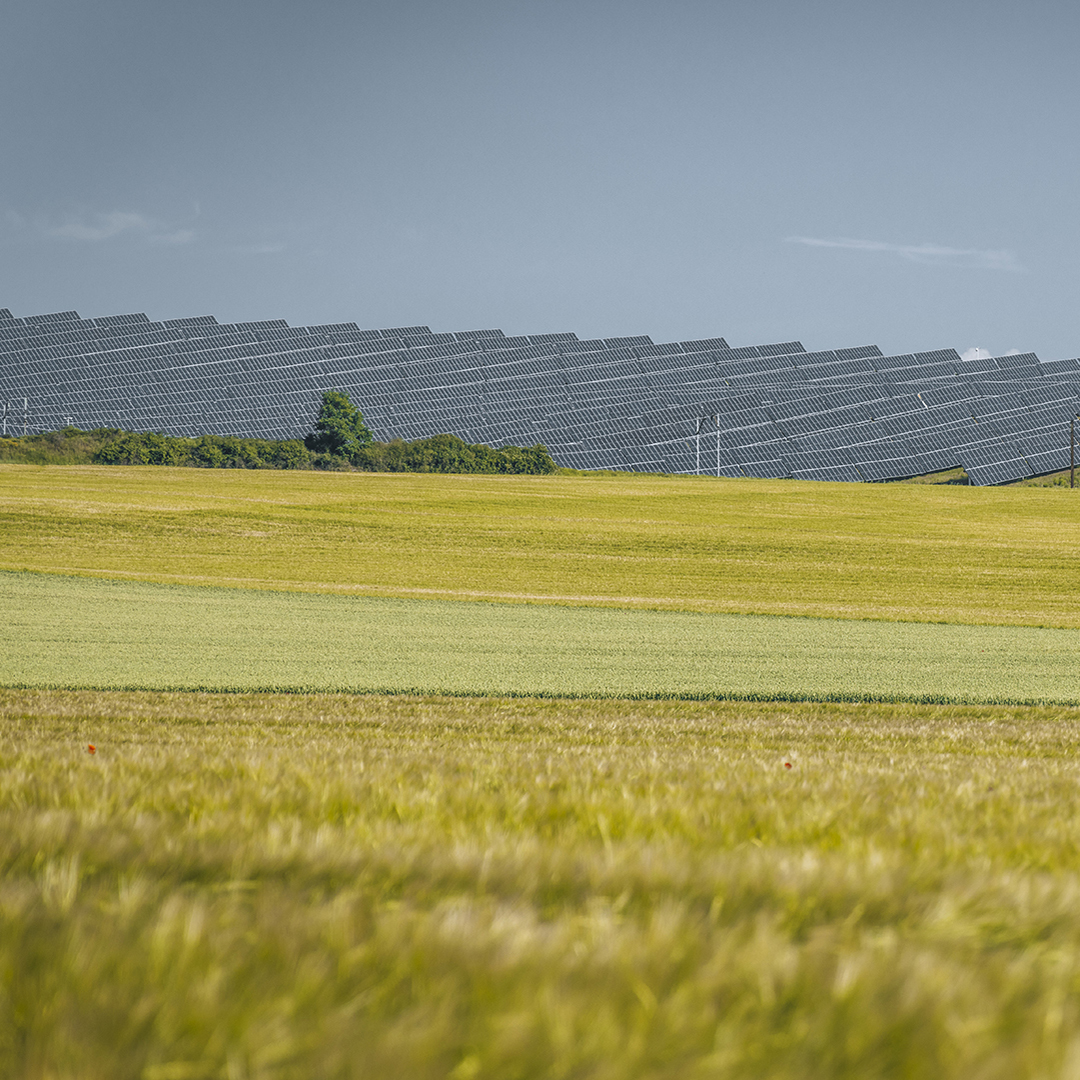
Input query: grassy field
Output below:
<box><xmin>2</xmin><ymin>464</ymin><xmax>1080</xmax><ymax>626</ymax></box>
<box><xmin>5</xmin><ymin>465</ymin><xmax>1080</xmax><ymax>1077</ymax></box>
<box><xmin>4</xmin><ymin>569</ymin><xmax>1080</xmax><ymax>703</ymax></box>
<box><xmin>5</xmin><ymin>688</ymin><xmax>1080</xmax><ymax>1080</ymax></box>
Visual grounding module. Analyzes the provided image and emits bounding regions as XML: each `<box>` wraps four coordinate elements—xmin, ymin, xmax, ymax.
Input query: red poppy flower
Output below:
<box><xmin>87</xmin><ymin>744</ymin><xmax>96</xmax><ymax>755</ymax></box>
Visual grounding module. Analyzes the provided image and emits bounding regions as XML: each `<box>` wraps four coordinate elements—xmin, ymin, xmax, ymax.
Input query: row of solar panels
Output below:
<box><xmin>2</xmin><ymin>307</ymin><xmax>1079</xmax><ymax>485</ymax></box>
<box><xmin>9</xmin><ymin>373</ymin><xmax>1075</xmax><ymax>437</ymax></box>
<box><xmin>0</xmin><ymin>347</ymin><xmax>1056</xmax><ymax>407</ymax></box>
<box><xmin>554</xmin><ymin>433</ymin><xmax>1071</xmax><ymax>488</ymax></box>
<box><xmin>0</xmin><ymin>307</ymin><xmax>677</xmax><ymax>358</ymax></box>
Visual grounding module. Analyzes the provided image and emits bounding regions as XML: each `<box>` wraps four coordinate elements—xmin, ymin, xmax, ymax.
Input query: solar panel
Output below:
<box><xmin>955</xmin><ymin>357</ymin><xmax>998</xmax><ymax>377</ymax></box>
<box><xmin>93</xmin><ymin>313</ymin><xmax>151</xmax><ymax>329</ymax></box>
<box><xmin>557</xmin><ymin>339</ymin><xmax>606</xmax><ymax>354</ymax></box>
<box><xmin>1039</xmin><ymin>358</ymin><xmax>1080</xmax><ymax>374</ymax></box>
<box><xmin>836</xmin><ymin>345</ymin><xmax>883</xmax><ymax>361</ymax></box>
<box><xmin>24</xmin><ymin>310</ymin><xmax>81</xmax><ymax>326</ymax></box>
<box><xmin>402</xmin><ymin>333</ymin><xmax>455</xmax><ymax>348</ymax></box>
<box><xmin>230</xmin><ymin>320</ymin><xmax>290</xmax><ymax>333</ymax></box>
<box><xmin>162</xmin><ymin>315</ymin><xmax>218</xmax><ymax>329</ymax></box>
<box><xmin>634</xmin><ymin>342</ymin><xmax>682</xmax><ymax>359</ymax></box>
<box><xmin>962</xmin><ymin>445</ymin><xmax>1031</xmax><ymax>486</ymax></box>
<box><xmin>758</xmin><ymin>341</ymin><xmax>805</xmax><ymax>357</ymax></box>
<box><xmin>526</xmin><ymin>332</ymin><xmax>577</xmax><ymax>345</ymax></box>
<box><xmin>735</xmin><ymin>454</ymin><xmax>790</xmax><ymax>479</ymax></box>
<box><xmin>677</xmin><ymin>337</ymin><xmax>728</xmax><ymax>354</ymax></box>
<box><xmin>452</xmin><ymin>329</ymin><xmax>505</xmax><ymax>341</ymax></box>
<box><xmin>994</xmin><ymin>352</ymin><xmax>1039</xmax><ymax>371</ymax></box>
<box><xmin>477</xmin><ymin>338</ymin><xmax>523</xmax><ymax>352</ymax></box>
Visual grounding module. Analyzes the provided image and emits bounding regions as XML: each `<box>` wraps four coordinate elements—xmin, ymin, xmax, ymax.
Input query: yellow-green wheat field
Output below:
<box><xmin>3</xmin><ymin>464</ymin><xmax>1080</xmax><ymax>1079</ymax></box>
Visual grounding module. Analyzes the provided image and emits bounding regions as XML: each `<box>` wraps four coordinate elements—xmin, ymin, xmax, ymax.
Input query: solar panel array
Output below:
<box><xmin>1</xmin><ymin>305</ymin><xmax>1078</xmax><ymax>486</ymax></box>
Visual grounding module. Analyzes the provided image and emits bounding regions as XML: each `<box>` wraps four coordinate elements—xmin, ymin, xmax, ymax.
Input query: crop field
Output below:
<box><xmin>2</xmin><ymin>464</ymin><xmax>1080</xmax><ymax>626</ymax></box>
<box><xmin>4</xmin><ymin>465</ymin><xmax>1080</xmax><ymax>1077</ymax></box>
<box><xmin>4</xmin><ymin>570</ymin><xmax>1080</xmax><ymax>704</ymax></box>
<box><xmin>5</xmin><ymin>688</ymin><xmax>1080</xmax><ymax>1080</ymax></box>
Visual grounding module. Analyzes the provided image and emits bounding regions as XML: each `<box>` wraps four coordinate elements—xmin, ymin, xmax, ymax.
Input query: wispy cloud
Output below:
<box><xmin>151</xmin><ymin>228</ymin><xmax>195</xmax><ymax>245</ymax></box>
<box><xmin>15</xmin><ymin>209</ymin><xmax>195</xmax><ymax>245</ymax></box>
<box><xmin>227</xmin><ymin>242</ymin><xmax>286</xmax><ymax>255</ymax></box>
<box><xmin>785</xmin><ymin>235</ymin><xmax>1024</xmax><ymax>272</ymax></box>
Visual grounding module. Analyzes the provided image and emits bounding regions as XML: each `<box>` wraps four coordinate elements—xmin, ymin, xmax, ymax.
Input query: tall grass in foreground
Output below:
<box><xmin>4</xmin><ymin>689</ymin><xmax>1080</xmax><ymax>1078</ymax></box>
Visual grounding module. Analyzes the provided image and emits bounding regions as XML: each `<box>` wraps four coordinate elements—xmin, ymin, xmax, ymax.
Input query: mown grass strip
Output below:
<box><xmin>3</xmin><ymin>464</ymin><xmax>1080</xmax><ymax>626</ymax></box>
<box><xmin>5</xmin><ymin>689</ymin><xmax>1080</xmax><ymax>1079</ymax></box>
<box><xmin>4</xmin><ymin>570</ymin><xmax>1079</xmax><ymax>704</ymax></box>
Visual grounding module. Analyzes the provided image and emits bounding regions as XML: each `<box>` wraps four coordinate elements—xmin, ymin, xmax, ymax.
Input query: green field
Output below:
<box><xmin>2</xmin><ymin>464</ymin><xmax>1080</xmax><ymax>625</ymax></box>
<box><xmin>4</xmin><ymin>570</ymin><xmax>1080</xmax><ymax>703</ymax></box>
<box><xmin>5</xmin><ymin>465</ymin><xmax>1080</xmax><ymax>1077</ymax></box>
<box><xmin>5</xmin><ymin>688</ymin><xmax>1080</xmax><ymax>1079</ymax></box>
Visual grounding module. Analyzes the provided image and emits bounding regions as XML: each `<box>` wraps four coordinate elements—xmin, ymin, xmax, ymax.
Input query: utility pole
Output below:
<box><xmin>695</xmin><ymin>418</ymin><xmax>703</xmax><ymax>475</ymax></box>
<box><xmin>22</xmin><ymin>397</ymin><xmax>27</xmax><ymax>437</ymax></box>
<box><xmin>1072</xmin><ymin>415</ymin><xmax>1076</xmax><ymax>489</ymax></box>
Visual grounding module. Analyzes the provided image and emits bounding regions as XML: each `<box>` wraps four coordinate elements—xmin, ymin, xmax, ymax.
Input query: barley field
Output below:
<box><xmin>2</xmin><ymin>464</ymin><xmax>1080</xmax><ymax>625</ymax></box>
<box><xmin>4</xmin><ymin>688</ymin><xmax>1080</xmax><ymax>1080</ymax></box>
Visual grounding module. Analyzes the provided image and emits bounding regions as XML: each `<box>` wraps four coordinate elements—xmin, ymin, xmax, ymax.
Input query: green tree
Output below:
<box><xmin>304</xmin><ymin>391</ymin><xmax>374</xmax><ymax>460</ymax></box>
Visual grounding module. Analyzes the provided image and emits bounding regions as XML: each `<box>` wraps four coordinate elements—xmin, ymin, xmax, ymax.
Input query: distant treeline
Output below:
<box><xmin>0</xmin><ymin>426</ymin><xmax>557</xmax><ymax>474</ymax></box>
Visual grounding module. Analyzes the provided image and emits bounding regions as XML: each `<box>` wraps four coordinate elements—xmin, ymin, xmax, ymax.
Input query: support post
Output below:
<box><xmin>1072</xmin><ymin>416</ymin><xmax>1076</xmax><ymax>489</ymax></box>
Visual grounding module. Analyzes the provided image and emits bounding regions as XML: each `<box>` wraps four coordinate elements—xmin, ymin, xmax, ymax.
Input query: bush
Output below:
<box><xmin>91</xmin><ymin>432</ymin><xmax>311</xmax><ymax>469</ymax></box>
<box><xmin>190</xmin><ymin>436</ymin><xmax>225</xmax><ymax>468</ymax></box>
<box><xmin>348</xmin><ymin>433</ymin><xmax>556</xmax><ymax>475</ymax></box>
<box><xmin>93</xmin><ymin>432</ymin><xmax>187</xmax><ymax>466</ymax></box>
<box><xmin>269</xmin><ymin>440</ymin><xmax>309</xmax><ymax>470</ymax></box>
<box><xmin>0</xmin><ymin>427</ymin><xmax>121</xmax><ymax>465</ymax></box>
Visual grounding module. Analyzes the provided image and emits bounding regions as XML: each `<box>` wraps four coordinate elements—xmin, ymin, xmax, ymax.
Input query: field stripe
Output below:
<box><xmin>4</xmin><ymin>466</ymin><xmax>1080</xmax><ymax>627</ymax></box>
<box><xmin>4</xmin><ymin>570</ymin><xmax>1079</xmax><ymax>703</ymax></box>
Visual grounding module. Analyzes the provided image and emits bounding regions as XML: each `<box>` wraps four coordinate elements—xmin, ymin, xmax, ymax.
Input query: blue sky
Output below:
<box><xmin>2</xmin><ymin>0</ymin><xmax>1078</xmax><ymax>358</ymax></box>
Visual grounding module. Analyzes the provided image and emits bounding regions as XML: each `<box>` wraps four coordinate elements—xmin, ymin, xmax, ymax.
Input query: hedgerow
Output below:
<box><xmin>0</xmin><ymin>426</ymin><xmax>556</xmax><ymax>473</ymax></box>
<box><xmin>348</xmin><ymin>433</ymin><xmax>556</xmax><ymax>474</ymax></box>
<box><xmin>92</xmin><ymin>431</ymin><xmax>310</xmax><ymax>468</ymax></box>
